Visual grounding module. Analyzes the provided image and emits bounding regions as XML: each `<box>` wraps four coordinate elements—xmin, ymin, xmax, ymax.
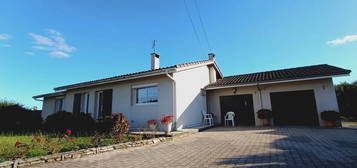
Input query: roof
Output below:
<box><xmin>53</xmin><ymin>59</ymin><xmax>222</xmax><ymax>91</ymax></box>
<box><xmin>206</xmin><ymin>64</ymin><xmax>351</xmax><ymax>89</ymax></box>
<box><xmin>33</xmin><ymin>91</ymin><xmax>66</xmax><ymax>99</ymax></box>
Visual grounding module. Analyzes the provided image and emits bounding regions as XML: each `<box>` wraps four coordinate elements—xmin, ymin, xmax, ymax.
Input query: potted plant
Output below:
<box><xmin>147</xmin><ymin>120</ymin><xmax>157</xmax><ymax>130</ymax></box>
<box><xmin>160</xmin><ymin>115</ymin><xmax>174</xmax><ymax>134</ymax></box>
<box><xmin>257</xmin><ymin>109</ymin><xmax>273</xmax><ymax>126</ymax></box>
<box><xmin>321</xmin><ymin>110</ymin><xmax>340</xmax><ymax>127</ymax></box>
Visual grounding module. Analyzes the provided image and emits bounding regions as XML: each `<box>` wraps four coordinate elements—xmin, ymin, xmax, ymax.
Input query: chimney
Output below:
<box><xmin>208</xmin><ymin>53</ymin><xmax>216</xmax><ymax>61</ymax></box>
<box><xmin>151</xmin><ymin>53</ymin><xmax>160</xmax><ymax>70</ymax></box>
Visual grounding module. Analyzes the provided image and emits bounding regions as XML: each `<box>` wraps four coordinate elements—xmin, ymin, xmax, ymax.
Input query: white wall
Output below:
<box><xmin>207</xmin><ymin>78</ymin><xmax>339</xmax><ymax>126</ymax></box>
<box><xmin>42</xmin><ymin>97</ymin><xmax>56</xmax><ymax>119</ymax></box>
<box><xmin>40</xmin><ymin>64</ymin><xmax>219</xmax><ymax>129</ymax></box>
<box><xmin>174</xmin><ymin>65</ymin><xmax>212</xmax><ymax>129</ymax></box>
<box><xmin>41</xmin><ymin>75</ymin><xmax>174</xmax><ymax>129</ymax></box>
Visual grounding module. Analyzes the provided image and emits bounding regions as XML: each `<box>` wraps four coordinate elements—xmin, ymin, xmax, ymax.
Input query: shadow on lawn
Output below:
<box><xmin>214</xmin><ymin>128</ymin><xmax>357</xmax><ymax>168</ymax></box>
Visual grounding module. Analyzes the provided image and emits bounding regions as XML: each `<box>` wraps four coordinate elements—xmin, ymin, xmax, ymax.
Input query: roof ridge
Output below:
<box><xmin>54</xmin><ymin>59</ymin><xmax>214</xmax><ymax>91</ymax></box>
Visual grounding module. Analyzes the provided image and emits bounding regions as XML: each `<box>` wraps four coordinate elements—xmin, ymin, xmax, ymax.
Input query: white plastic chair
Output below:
<box><xmin>225</xmin><ymin>112</ymin><xmax>235</xmax><ymax>127</ymax></box>
<box><xmin>202</xmin><ymin>110</ymin><xmax>213</xmax><ymax>126</ymax></box>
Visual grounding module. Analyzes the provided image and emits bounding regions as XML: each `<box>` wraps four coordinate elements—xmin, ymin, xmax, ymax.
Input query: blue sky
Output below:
<box><xmin>1</xmin><ymin>0</ymin><xmax>356</xmax><ymax>109</ymax></box>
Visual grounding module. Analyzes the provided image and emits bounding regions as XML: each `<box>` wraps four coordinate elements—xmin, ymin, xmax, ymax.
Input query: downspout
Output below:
<box><xmin>257</xmin><ymin>83</ymin><xmax>263</xmax><ymax>109</ymax></box>
<box><xmin>165</xmin><ymin>70</ymin><xmax>177</xmax><ymax>130</ymax></box>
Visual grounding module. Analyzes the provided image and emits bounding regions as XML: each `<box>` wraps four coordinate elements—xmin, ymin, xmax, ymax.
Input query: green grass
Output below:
<box><xmin>342</xmin><ymin>121</ymin><xmax>357</xmax><ymax>126</ymax></box>
<box><xmin>0</xmin><ymin>134</ymin><xmax>137</xmax><ymax>162</ymax></box>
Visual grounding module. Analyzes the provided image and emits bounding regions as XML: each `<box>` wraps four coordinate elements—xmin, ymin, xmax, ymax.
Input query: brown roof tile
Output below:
<box><xmin>206</xmin><ymin>64</ymin><xmax>351</xmax><ymax>89</ymax></box>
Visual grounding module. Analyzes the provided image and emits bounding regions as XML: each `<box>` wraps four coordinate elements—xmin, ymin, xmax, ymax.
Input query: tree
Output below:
<box><xmin>335</xmin><ymin>82</ymin><xmax>357</xmax><ymax>118</ymax></box>
<box><xmin>0</xmin><ymin>100</ymin><xmax>42</xmax><ymax>132</ymax></box>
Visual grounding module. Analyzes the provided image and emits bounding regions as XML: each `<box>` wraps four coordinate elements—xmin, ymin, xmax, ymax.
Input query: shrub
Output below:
<box><xmin>335</xmin><ymin>82</ymin><xmax>357</xmax><ymax>118</ymax></box>
<box><xmin>256</xmin><ymin>109</ymin><xmax>273</xmax><ymax>119</ymax></box>
<box><xmin>44</xmin><ymin>111</ymin><xmax>95</xmax><ymax>135</ymax></box>
<box><xmin>95</xmin><ymin>113</ymin><xmax>130</xmax><ymax>134</ymax></box>
<box><xmin>0</xmin><ymin>100</ymin><xmax>42</xmax><ymax>133</ymax></box>
<box><xmin>321</xmin><ymin>110</ymin><xmax>341</xmax><ymax>122</ymax></box>
<box><xmin>111</xmin><ymin>113</ymin><xmax>130</xmax><ymax>137</ymax></box>
<box><xmin>92</xmin><ymin>113</ymin><xmax>130</xmax><ymax>144</ymax></box>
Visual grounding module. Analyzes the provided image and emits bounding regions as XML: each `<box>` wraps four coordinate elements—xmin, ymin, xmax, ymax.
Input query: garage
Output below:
<box><xmin>270</xmin><ymin>90</ymin><xmax>319</xmax><ymax>126</ymax></box>
<box><xmin>219</xmin><ymin>94</ymin><xmax>255</xmax><ymax>126</ymax></box>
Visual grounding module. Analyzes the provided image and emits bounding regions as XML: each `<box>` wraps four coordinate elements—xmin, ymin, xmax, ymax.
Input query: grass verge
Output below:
<box><xmin>0</xmin><ymin>134</ymin><xmax>137</xmax><ymax>162</ymax></box>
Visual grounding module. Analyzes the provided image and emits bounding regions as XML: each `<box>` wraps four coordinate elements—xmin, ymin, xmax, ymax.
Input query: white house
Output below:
<box><xmin>33</xmin><ymin>53</ymin><xmax>351</xmax><ymax>129</ymax></box>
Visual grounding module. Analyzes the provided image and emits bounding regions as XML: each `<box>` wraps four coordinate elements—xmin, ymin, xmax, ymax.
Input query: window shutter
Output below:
<box><xmin>102</xmin><ymin>89</ymin><xmax>113</xmax><ymax>117</ymax></box>
<box><xmin>73</xmin><ymin>93</ymin><xmax>81</xmax><ymax>114</ymax></box>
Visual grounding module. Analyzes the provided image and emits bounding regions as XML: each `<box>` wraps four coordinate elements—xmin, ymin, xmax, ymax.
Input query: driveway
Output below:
<box><xmin>32</xmin><ymin>127</ymin><xmax>357</xmax><ymax>168</ymax></box>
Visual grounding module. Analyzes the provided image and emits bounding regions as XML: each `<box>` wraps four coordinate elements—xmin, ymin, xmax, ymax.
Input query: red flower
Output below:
<box><xmin>147</xmin><ymin>120</ymin><xmax>157</xmax><ymax>126</ymax></box>
<box><xmin>36</xmin><ymin>138</ymin><xmax>42</xmax><ymax>143</ymax></box>
<box><xmin>160</xmin><ymin>115</ymin><xmax>174</xmax><ymax>124</ymax></box>
<box><xmin>15</xmin><ymin>141</ymin><xmax>22</xmax><ymax>147</ymax></box>
<box><xmin>114</xmin><ymin>135</ymin><xmax>122</xmax><ymax>141</ymax></box>
<box><xmin>65</xmin><ymin>129</ymin><xmax>72</xmax><ymax>135</ymax></box>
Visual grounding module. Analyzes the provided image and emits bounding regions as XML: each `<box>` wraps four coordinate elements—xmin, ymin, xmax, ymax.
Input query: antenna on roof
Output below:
<box><xmin>152</xmin><ymin>40</ymin><xmax>157</xmax><ymax>53</ymax></box>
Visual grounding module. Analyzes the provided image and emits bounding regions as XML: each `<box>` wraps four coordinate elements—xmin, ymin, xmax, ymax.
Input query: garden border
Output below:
<box><xmin>0</xmin><ymin>131</ymin><xmax>196</xmax><ymax>168</ymax></box>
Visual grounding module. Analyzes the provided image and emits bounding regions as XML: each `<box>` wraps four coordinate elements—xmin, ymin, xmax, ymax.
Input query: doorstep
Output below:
<box><xmin>131</xmin><ymin>125</ymin><xmax>213</xmax><ymax>137</ymax></box>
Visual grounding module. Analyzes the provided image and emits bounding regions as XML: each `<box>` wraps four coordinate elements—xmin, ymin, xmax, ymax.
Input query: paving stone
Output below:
<box><xmin>30</xmin><ymin>127</ymin><xmax>357</xmax><ymax>168</ymax></box>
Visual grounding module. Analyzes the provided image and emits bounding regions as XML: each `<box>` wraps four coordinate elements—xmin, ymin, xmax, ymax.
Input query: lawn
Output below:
<box><xmin>0</xmin><ymin>134</ymin><xmax>138</xmax><ymax>162</ymax></box>
<box><xmin>342</xmin><ymin>121</ymin><xmax>357</xmax><ymax>127</ymax></box>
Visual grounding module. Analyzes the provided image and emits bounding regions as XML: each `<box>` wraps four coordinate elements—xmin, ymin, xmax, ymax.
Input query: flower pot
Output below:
<box><xmin>261</xmin><ymin>119</ymin><xmax>270</xmax><ymax>126</ymax></box>
<box><xmin>162</xmin><ymin>123</ymin><xmax>172</xmax><ymax>134</ymax></box>
<box><xmin>149</xmin><ymin>124</ymin><xmax>157</xmax><ymax>130</ymax></box>
<box><xmin>325</xmin><ymin>121</ymin><xmax>336</xmax><ymax>127</ymax></box>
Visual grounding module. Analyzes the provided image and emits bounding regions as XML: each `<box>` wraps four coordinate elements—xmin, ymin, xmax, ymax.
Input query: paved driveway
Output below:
<box><xmin>32</xmin><ymin>127</ymin><xmax>357</xmax><ymax>168</ymax></box>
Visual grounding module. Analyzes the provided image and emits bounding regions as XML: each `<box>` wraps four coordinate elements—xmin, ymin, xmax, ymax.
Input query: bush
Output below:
<box><xmin>0</xmin><ymin>101</ymin><xmax>42</xmax><ymax>133</ymax></box>
<box><xmin>44</xmin><ymin>111</ymin><xmax>95</xmax><ymax>135</ymax></box>
<box><xmin>111</xmin><ymin>113</ymin><xmax>130</xmax><ymax>136</ymax></box>
<box><xmin>335</xmin><ymin>82</ymin><xmax>357</xmax><ymax>118</ymax></box>
<box><xmin>95</xmin><ymin>113</ymin><xmax>130</xmax><ymax>134</ymax></box>
<box><xmin>92</xmin><ymin>113</ymin><xmax>130</xmax><ymax>144</ymax></box>
<box><xmin>256</xmin><ymin>109</ymin><xmax>273</xmax><ymax>119</ymax></box>
<box><xmin>321</xmin><ymin>110</ymin><xmax>340</xmax><ymax>122</ymax></box>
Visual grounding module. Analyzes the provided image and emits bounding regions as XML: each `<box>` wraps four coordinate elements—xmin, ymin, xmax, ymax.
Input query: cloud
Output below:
<box><xmin>28</xmin><ymin>29</ymin><xmax>75</xmax><ymax>58</ymax></box>
<box><xmin>24</xmin><ymin>51</ymin><xmax>35</xmax><ymax>56</ymax></box>
<box><xmin>327</xmin><ymin>35</ymin><xmax>357</xmax><ymax>45</ymax></box>
<box><xmin>0</xmin><ymin>33</ymin><xmax>10</xmax><ymax>40</ymax></box>
<box><xmin>49</xmin><ymin>51</ymin><xmax>70</xmax><ymax>58</ymax></box>
<box><xmin>28</xmin><ymin>33</ymin><xmax>54</xmax><ymax>46</ymax></box>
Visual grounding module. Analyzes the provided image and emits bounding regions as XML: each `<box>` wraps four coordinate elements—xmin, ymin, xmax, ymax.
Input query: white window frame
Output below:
<box><xmin>94</xmin><ymin>91</ymin><xmax>104</xmax><ymax>119</ymax></box>
<box><xmin>135</xmin><ymin>85</ymin><xmax>159</xmax><ymax>105</ymax></box>
<box><xmin>54</xmin><ymin>97</ymin><xmax>64</xmax><ymax>112</ymax></box>
<box><xmin>80</xmin><ymin>92</ymin><xmax>90</xmax><ymax>113</ymax></box>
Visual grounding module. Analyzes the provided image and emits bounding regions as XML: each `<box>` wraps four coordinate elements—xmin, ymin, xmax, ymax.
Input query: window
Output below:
<box><xmin>80</xmin><ymin>93</ymin><xmax>90</xmax><ymax>113</ymax></box>
<box><xmin>94</xmin><ymin>89</ymin><xmax>113</xmax><ymax>119</ymax></box>
<box><xmin>136</xmin><ymin>86</ymin><xmax>158</xmax><ymax>104</ymax></box>
<box><xmin>73</xmin><ymin>92</ymin><xmax>90</xmax><ymax>114</ymax></box>
<box><xmin>54</xmin><ymin>98</ymin><xmax>64</xmax><ymax>112</ymax></box>
<box><xmin>95</xmin><ymin>91</ymin><xmax>104</xmax><ymax>118</ymax></box>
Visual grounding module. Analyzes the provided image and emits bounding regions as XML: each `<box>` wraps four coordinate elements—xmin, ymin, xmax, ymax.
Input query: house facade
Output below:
<box><xmin>34</xmin><ymin>53</ymin><xmax>222</xmax><ymax>129</ymax></box>
<box><xmin>33</xmin><ymin>53</ymin><xmax>351</xmax><ymax>129</ymax></box>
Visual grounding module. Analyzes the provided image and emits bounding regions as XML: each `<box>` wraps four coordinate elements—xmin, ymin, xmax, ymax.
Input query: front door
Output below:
<box><xmin>220</xmin><ymin>94</ymin><xmax>255</xmax><ymax>126</ymax></box>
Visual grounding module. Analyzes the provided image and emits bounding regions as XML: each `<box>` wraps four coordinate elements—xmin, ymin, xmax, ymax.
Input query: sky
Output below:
<box><xmin>0</xmin><ymin>0</ymin><xmax>356</xmax><ymax>109</ymax></box>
